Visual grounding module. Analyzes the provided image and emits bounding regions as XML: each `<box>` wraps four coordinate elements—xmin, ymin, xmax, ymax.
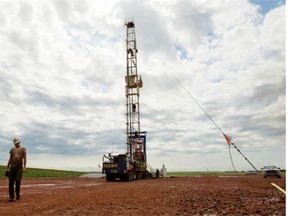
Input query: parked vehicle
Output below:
<box><xmin>264</xmin><ymin>169</ymin><xmax>281</xmax><ymax>178</ymax></box>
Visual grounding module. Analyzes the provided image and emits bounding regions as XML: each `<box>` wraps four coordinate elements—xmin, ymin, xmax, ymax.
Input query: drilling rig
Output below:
<box><xmin>102</xmin><ymin>18</ymin><xmax>149</xmax><ymax>181</ymax></box>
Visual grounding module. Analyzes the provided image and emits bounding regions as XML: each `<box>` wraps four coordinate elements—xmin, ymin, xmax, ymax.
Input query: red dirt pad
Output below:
<box><xmin>0</xmin><ymin>175</ymin><xmax>285</xmax><ymax>215</ymax></box>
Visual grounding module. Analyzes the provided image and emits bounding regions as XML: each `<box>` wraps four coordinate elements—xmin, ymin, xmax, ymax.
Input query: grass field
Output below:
<box><xmin>167</xmin><ymin>171</ymin><xmax>246</xmax><ymax>176</ymax></box>
<box><xmin>0</xmin><ymin>165</ymin><xmax>246</xmax><ymax>179</ymax></box>
<box><xmin>0</xmin><ymin>165</ymin><xmax>91</xmax><ymax>179</ymax></box>
<box><xmin>1</xmin><ymin>165</ymin><xmax>283</xmax><ymax>179</ymax></box>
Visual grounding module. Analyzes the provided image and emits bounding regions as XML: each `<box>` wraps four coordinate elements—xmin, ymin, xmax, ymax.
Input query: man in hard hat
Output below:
<box><xmin>6</xmin><ymin>136</ymin><xmax>27</xmax><ymax>202</ymax></box>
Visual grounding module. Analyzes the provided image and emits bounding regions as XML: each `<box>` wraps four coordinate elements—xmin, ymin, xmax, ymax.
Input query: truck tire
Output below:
<box><xmin>126</xmin><ymin>171</ymin><xmax>134</xmax><ymax>181</ymax></box>
<box><xmin>136</xmin><ymin>172</ymin><xmax>142</xmax><ymax>180</ymax></box>
<box><xmin>106</xmin><ymin>174</ymin><xmax>114</xmax><ymax>182</ymax></box>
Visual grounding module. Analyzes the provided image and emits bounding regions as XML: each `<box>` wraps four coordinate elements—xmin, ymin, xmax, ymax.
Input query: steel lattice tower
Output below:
<box><xmin>124</xmin><ymin>18</ymin><xmax>145</xmax><ymax>161</ymax></box>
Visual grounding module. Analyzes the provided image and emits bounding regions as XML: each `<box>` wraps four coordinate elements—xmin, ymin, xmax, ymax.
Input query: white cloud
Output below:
<box><xmin>0</xmin><ymin>0</ymin><xmax>285</xmax><ymax>171</ymax></box>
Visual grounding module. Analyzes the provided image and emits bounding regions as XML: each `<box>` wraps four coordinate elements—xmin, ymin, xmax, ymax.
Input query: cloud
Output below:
<box><xmin>0</xmin><ymin>0</ymin><xmax>285</xmax><ymax>171</ymax></box>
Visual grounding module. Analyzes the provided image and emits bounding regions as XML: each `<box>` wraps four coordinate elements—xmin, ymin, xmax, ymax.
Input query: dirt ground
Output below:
<box><xmin>0</xmin><ymin>175</ymin><xmax>285</xmax><ymax>215</ymax></box>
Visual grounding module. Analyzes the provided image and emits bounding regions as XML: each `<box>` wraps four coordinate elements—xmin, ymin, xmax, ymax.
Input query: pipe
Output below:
<box><xmin>271</xmin><ymin>183</ymin><xmax>286</xmax><ymax>195</ymax></box>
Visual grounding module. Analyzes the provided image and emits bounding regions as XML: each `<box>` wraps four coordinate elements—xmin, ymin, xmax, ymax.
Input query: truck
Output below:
<box><xmin>102</xmin><ymin>18</ymin><xmax>150</xmax><ymax>181</ymax></box>
<box><xmin>262</xmin><ymin>165</ymin><xmax>281</xmax><ymax>178</ymax></box>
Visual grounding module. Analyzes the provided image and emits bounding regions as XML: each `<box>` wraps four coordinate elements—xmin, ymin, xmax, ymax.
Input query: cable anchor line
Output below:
<box><xmin>231</xmin><ymin>142</ymin><xmax>259</xmax><ymax>172</ymax></box>
<box><xmin>223</xmin><ymin>133</ymin><xmax>259</xmax><ymax>172</ymax></box>
<box><xmin>175</xmin><ymin>71</ymin><xmax>259</xmax><ymax>172</ymax></box>
<box><xmin>173</xmin><ymin>70</ymin><xmax>259</xmax><ymax>172</ymax></box>
<box><xmin>137</xmin><ymin>25</ymin><xmax>260</xmax><ymax>172</ymax></box>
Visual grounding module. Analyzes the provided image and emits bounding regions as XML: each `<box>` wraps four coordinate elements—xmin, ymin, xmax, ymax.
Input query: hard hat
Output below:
<box><xmin>13</xmin><ymin>137</ymin><xmax>21</xmax><ymax>144</ymax></box>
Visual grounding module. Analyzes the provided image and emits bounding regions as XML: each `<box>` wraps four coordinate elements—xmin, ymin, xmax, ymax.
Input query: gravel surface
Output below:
<box><xmin>0</xmin><ymin>175</ymin><xmax>285</xmax><ymax>215</ymax></box>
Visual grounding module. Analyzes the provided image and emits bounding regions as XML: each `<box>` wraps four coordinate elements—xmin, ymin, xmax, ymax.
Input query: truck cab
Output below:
<box><xmin>262</xmin><ymin>166</ymin><xmax>281</xmax><ymax>178</ymax></box>
<box><xmin>102</xmin><ymin>154</ymin><xmax>129</xmax><ymax>181</ymax></box>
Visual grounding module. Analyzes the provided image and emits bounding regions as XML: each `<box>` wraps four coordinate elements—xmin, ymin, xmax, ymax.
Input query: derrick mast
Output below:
<box><xmin>102</xmin><ymin>18</ymin><xmax>148</xmax><ymax>181</ymax></box>
<box><xmin>125</xmin><ymin>18</ymin><xmax>146</xmax><ymax>163</ymax></box>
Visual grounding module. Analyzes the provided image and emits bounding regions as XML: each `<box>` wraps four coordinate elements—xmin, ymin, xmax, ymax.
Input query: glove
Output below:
<box><xmin>4</xmin><ymin>170</ymin><xmax>9</xmax><ymax>177</ymax></box>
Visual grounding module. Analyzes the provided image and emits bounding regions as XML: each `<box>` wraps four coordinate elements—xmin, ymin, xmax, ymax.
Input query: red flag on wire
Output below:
<box><xmin>223</xmin><ymin>133</ymin><xmax>232</xmax><ymax>145</ymax></box>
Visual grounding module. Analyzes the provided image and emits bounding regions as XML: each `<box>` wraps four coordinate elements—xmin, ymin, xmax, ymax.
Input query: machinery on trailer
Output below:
<box><xmin>102</xmin><ymin>18</ymin><xmax>148</xmax><ymax>181</ymax></box>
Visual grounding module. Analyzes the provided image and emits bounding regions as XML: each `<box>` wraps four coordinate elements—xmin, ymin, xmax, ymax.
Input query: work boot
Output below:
<box><xmin>9</xmin><ymin>197</ymin><xmax>14</xmax><ymax>202</ymax></box>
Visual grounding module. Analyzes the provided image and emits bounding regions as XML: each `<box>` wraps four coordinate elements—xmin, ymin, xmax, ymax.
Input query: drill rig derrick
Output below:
<box><xmin>125</xmin><ymin>18</ymin><xmax>146</xmax><ymax>167</ymax></box>
<box><xmin>102</xmin><ymin>18</ymin><xmax>148</xmax><ymax>182</ymax></box>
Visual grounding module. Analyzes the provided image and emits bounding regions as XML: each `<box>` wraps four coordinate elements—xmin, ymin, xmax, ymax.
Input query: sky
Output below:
<box><xmin>0</xmin><ymin>0</ymin><xmax>285</xmax><ymax>172</ymax></box>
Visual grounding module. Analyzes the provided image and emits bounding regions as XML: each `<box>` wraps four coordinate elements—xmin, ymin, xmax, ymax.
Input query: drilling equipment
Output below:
<box><xmin>102</xmin><ymin>18</ymin><xmax>148</xmax><ymax>181</ymax></box>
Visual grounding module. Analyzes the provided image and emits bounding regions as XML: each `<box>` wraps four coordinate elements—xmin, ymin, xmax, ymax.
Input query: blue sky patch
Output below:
<box><xmin>250</xmin><ymin>0</ymin><xmax>285</xmax><ymax>14</ymax></box>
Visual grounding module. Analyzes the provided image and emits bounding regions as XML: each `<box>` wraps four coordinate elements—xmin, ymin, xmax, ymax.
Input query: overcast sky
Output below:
<box><xmin>0</xmin><ymin>0</ymin><xmax>285</xmax><ymax>172</ymax></box>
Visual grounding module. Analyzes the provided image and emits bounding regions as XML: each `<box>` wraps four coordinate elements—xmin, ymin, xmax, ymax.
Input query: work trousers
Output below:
<box><xmin>9</xmin><ymin>167</ymin><xmax>23</xmax><ymax>199</ymax></box>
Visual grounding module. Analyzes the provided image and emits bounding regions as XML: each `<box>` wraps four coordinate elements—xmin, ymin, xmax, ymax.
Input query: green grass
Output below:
<box><xmin>0</xmin><ymin>165</ymin><xmax>94</xmax><ymax>179</ymax></box>
<box><xmin>1</xmin><ymin>166</ymin><xmax>283</xmax><ymax>179</ymax></box>
<box><xmin>167</xmin><ymin>171</ymin><xmax>246</xmax><ymax>176</ymax></box>
<box><xmin>168</xmin><ymin>171</ymin><xmax>286</xmax><ymax>177</ymax></box>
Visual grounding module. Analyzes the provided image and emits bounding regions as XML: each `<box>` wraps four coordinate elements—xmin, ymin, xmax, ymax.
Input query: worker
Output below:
<box><xmin>6</xmin><ymin>136</ymin><xmax>27</xmax><ymax>202</ymax></box>
<box><xmin>156</xmin><ymin>169</ymin><xmax>160</xmax><ymax>178</ymax></box>
<box><xmin>132</xmin><ymin>104</ymin><xmax>136</xmax><ymax>112</ymax></box>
